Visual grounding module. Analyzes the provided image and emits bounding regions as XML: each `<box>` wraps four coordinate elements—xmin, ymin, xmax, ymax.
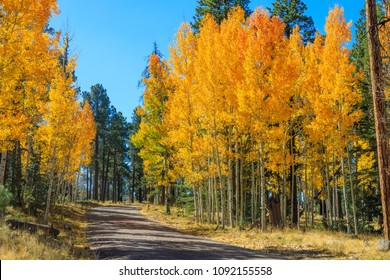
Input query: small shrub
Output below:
<box><xmin>0</xmin><ymin>185</ymin><xmax>12</xmax><ymax>217</ymax></box>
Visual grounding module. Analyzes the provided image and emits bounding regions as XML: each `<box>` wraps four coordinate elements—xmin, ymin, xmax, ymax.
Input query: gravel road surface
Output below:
<box><xmin>87</xmin><ymin>206</ymin><xmax>285</xmax><ymax>260</ymax></box>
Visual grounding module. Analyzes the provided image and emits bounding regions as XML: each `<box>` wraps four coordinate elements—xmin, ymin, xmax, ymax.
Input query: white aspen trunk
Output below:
<box><xmin>240</xmin><ymin>148</ymin><xmax>244</xmax><ymax>227</ymax></box>
<box><xmin>228</xmin><ymin>137</ymin><xmax>233</xmax><ymax>227</ymax></box>
<box><xmin>44</xmin><ymin>146</ymin><xmax>57</xmax><ymax>224</ymax></box>
<box><xmin>235</xmin><ymin>142</ymin><xmax>239</xmax><ymax>227</ymax></box>
<box><xmin>341</xmin><ymin>153</ymin><xmax>351</xmax><ymax>234</ymax></box>
<box><xmin>260</xmin><ymin>142</ymin><xmax>266</xmax><ymax>231</ymax></box>
<box><xmin>214</xmin><ymin>174</ymin><xmax>219</xmax><ymax>228</ymax></box>
<box><xmin>304</xmin><ymin>154</ymin><xmax>308</xmax><ymax>229</ymax></box>
<box><xmin>310</xmin><ymin>164</ymin><xmax>315</xmax><ymax>228</ymax></box>
<box><xmin>347</xmin><ymin>149</ymin><xmax>358</xmax><ymax>236</ymax></box>
<box><xmin>282</xmin><ymin>168</ymin><xmax>287</xmax><ymax>227</ymax></box>
<box><xmin>251</xmin><ymin>161</ymin><xmax>255</xmax><ymax>225</ymax></box>
<box><xmin>208</xmin><ymin>175</ymin><xmax>212</xmax><ymax>224</ymax></box>
<box><xmin>332</xmin><ymin>153</ymin><xmax>337</xmax><ymax>228</ymax></box>
<box><xmin>325</xmin><ymin>154</ymin><xmax>333</xmax><ymax>228</ymax></box>
<box><xmin>193</xmin><ymin>184</ymin><xmax>198</xmax><ymax>224</ymax></box>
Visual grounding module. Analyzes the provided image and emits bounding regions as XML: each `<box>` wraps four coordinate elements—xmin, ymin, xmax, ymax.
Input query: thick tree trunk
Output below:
<box><xmin>366</xmin><ymin>0</ymin><xmax>390</xmax><ymax>241</ymax></box>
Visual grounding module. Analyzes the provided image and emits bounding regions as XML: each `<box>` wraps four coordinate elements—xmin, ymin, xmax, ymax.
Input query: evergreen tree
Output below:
<box><xmin>129</xmin><ymin>108</ymin><xmax>144</xmax><ymax>203</ymax></box>
<box><xmin>192</xmin><ymin>0</ymin><xmax>251</xmax><ymax>31</ymax></box>
<box><xmin>108</xmin><ymin>108</ymin><xmax>130</xmax><ymax>203</ymax></box>
<box><xmin>271</xmin><ymin>0</ymin><xmax>316</xmax><ymax>43</ymax></box>
<box><xmin>82</xmin><ymin>84</ymin><xmax>111</xmax><ymax>200</ymax></box>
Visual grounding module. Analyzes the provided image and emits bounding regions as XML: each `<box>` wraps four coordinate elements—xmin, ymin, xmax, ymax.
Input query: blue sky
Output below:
<box><xmin>49</xmin><ymin>0</ymin><xmax>365</xmax><ymax>121</ymax></box>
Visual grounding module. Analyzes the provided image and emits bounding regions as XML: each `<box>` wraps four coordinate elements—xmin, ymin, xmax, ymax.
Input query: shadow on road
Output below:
<box><xmin>87</xmin><ymin>206</ymin><xmax>330</xmax><ymax>260</ymax></box>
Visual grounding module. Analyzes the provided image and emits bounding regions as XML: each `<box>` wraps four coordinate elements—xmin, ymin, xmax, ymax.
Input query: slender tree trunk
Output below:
<box><xmin>193</xmin><ymin>184</ymin><xmax>198</xmax><ymax>224</ymax></box>
<box><xmin>260</xmin><ymin>143</ymin><xmax>266</xmax><ymax>231</ymax></box>
<box><xmin>118</xmin><ymin>174</ymin><xmax>122</xmax><ymax>202</ymax></box>
<box><xmin>199</xmin><ymin>184</ymin><xmax>203</xmax><ymax>223</ymax></box>
<box><xmin>310</xmin><ymin>164</ymin><xmax>315</xmax><ymax>228</ymax></box>
<box><xmin>165</xmin><ymin>185</ymin><xmax>171</xmax><ymax>215</ymax></box>
<box><xmin>0</xmin><ymin>151</ymin><xmax>7</xmax><ymax>186</ymax></box>
<box><xmin>13</xmin><ymin>141</ymin><xmax>23</xmax><ymax>206</ymax></box>
<box><xmin>102</xmin><ymin>151</ymin><xmax>110</xmax><ymax>202</ymax></box>
<box><xmin>291</xmin><ymin>131</ymin><xmax>298</xmax><ymax>226</ymax></box>
<box><xmin>207</xmin><ymin>175</ymin><xmax>211</xmax><ymax>224</ymax></box>
<box><xmin>86</xmin><ymin>166</ymin><xmax>90</xmax><ymax>200</ymax></box>
<box><xmin>335</xmin><ymin>175</ymin><xmax>340</xmax><ymax>228</ymax></box>
<box><xmin>325</xmin><ymin>154</ymin><xmax>332</xmax><ymax>228</ymax></box>
<box><xmin>282</xmin><ymin>166</ymin><xmax>287</xmax><ymax>227</ymax></box>
<box><xmin>89</xmin><ymin>168</ymin><xmax>93</xmax><ymax>200</ymax></box>
<box><xmin>24</xmin><ymin>136</ymin><xmax>33</xmax><ymax>183</ymax></box>
<box><xmin>251</xmin><ymin>161</ymin><xmax>255</xmax><ymax>226</ymax></box>
<box><xmin>228</xmin><ymin>137</ymin><xmax>233</xmax><ymax>227</ymax></box>
<box><xmin>93</xmin><ymin>133</ymin><xmax>99</xmax><ymax>201</ymax></box>
<box><xmin>131</xmin><ymin>165</ymin><xmax>135</xmax><ymax>203</ymax></box>
<box><xmin>214</xmin><ymin>174</ymin><xmax>219</xmax><ymax>228</ymax></box>
<box><xmin>366</xmin><ymin>0</ymin><xmax>390</xmax><ymax>241</ymax></box>
<box><xmin>341</xmin><ymin>154</ymin><xmax>351</xmax><ymax>234</ymax></box>
<box><xmin>304</xmin><ymin>155</ymin><xmax>308</xmax><ymax>229</ymax></box>
<box><xmin>112</xmin><ymin>153</ymin><xmax>117</xmax><ymax>203</ymax></box>
<box><xmin>235</xmin><ymin>142</ymin><xmax>239</xmax><ymax>227</ymax></box>
<box><xmin>44</xmin><ymin>147</ymin><xmax>57</xmax><ymax>224</ymax></box>
<box><xmin>348</xmin><ymin>149</ymin><xmax>358</xmax><ymax>236</ymax></box>
<box><xmin>240</xmin><ymin>147</ymin><xmax>244</xmax><ymax>227</ymax></box>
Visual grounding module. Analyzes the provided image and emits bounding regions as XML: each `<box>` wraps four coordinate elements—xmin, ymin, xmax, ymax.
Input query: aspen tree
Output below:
<box><xmin>132</xmin><ymin>53</ymin><xmax>174</xmax><ymax>214</ymax></box>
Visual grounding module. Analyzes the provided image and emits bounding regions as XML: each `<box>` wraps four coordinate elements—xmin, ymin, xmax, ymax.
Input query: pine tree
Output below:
<box><xmin>132</xmin><ymin>50</ymin><xmax>175</xmax><ymax>214</ymax></box>
<box><xmin>271</xmin><ymin>0</ymin><xmax>316</xmax><ymax>43</ymax></box>
<box><xmin>192</xmin><ymin>0</ymin><xmax>251</xmax><ymax>31</ymax></box>
<box><xmin>82</xmin><ymin>84</ymin><xmax>111</xmax><ymax>201</ymax></box>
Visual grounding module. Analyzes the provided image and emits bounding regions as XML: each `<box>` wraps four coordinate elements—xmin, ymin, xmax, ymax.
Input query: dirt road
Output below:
<box><xmin>87</xmin><ymin>206</ymin><xmax>285</xmax><ymax>260</ymax></box>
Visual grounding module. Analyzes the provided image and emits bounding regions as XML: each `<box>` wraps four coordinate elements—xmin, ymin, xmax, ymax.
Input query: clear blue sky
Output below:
<box><xmin>49</xmin><ymin>0</ymin><xmax>365</xmax><ymax>121</ymax></box>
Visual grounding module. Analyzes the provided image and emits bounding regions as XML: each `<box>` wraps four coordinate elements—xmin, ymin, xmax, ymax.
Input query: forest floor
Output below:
<box><xmin>0</xmin><ymin>202</ymin><xmax>97</xmax><ymax>260</ymax></box>
<box><xmin>140</xmin><ymin>203</ymin><xmax>390</xmax><ymax>260</ymax></box>
<box><xmin>2</xmin><ymin>202</ymin><xmax>389</xmax><ymax>260</ymax></box>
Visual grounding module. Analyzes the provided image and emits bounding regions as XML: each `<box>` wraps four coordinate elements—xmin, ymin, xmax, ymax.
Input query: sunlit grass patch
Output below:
<box><xmin>0</xmin><ymin>203</ymin><xmax>96</xmax><ymax>260</ymax></box>
<box><xmin>140</xmin><ymin>203</ymin><xmax>390</xmax><ymax>260</ymax></box>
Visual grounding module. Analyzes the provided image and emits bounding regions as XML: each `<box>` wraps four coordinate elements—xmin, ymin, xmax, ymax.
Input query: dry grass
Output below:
<box><xmin>0</xmin><ymin>203</ymin><xmax>97</xmax><ymax>260</ymax></box>
<box><xmin>140</xmin><ymin>203</ymin><xmax>390</xmax><ymax>260</ymax></box>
